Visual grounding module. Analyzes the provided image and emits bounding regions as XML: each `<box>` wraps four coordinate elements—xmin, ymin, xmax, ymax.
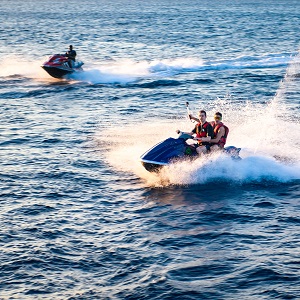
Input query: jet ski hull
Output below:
<box><xmin>140</xmin><ymin>133</ymin><xmax>241</xmax><ymax>173</ymax></box>
<box><xmin>41</xmin><ymin>54</ymin><xmax>84</xmax><ymax>79</ymax></box>
<box><xmin>140</xmin><ymin>135</ymin><xmax>198</xmax><ymax>173</ymax></box>
<box><xmin>41</xmin><ymin>66</ymin><xmax>74</xmax><ymax>78</ymax></box>
<box><xmin>141</xmin><ymin>159</ymin><xmax>167</xmax><ymax>173</ymax></box>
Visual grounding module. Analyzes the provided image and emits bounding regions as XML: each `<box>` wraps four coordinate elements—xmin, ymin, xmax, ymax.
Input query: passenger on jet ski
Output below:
<box><xmin>177</xmin><ymin>110</ymin><xmax>214</xmax><ymax>154</ymax></box>
<box><xmin>209</xmin><ymin>112</ymin><xmax>229</xmax><ymax>150</ymax></box>
<box><xmin>65</xmin><ymin>45</ymin><xmax>76</xmax><ymax>68</ymax></box>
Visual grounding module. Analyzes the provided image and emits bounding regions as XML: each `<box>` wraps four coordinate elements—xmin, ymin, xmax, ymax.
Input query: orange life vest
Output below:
<box><xmin>210</xmin><ymin>121</ymin><xmax>229</xmax><ymax>148</ymax></box>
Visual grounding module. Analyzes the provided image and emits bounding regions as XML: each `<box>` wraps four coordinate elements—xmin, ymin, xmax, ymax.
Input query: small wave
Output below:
<box><xmin>138</xmin><ymin>79</ymin><xmax>182</xmax><ymax>88</ymax></box>
<box><xmin>241</xmin><ymin>267</ymin><xmax>298</xmax><ymax>284</ymax></box>
<box><xmin>0</xmin><ymin>91</ymin><xmax>29</xmax><ymax>99</ymax></box>
<box><xmin>9</xmin><ymin>204</ymin><xmax>56</xmax><ymax>216</ymax></box>
<box><xmin>253</xmin><ymin>201</ymin><xmax>276</xmax><ymax>208</ymax></box>
<box><xmin>0</xmin><ymin>137</ymin><xmax>31</xmax><ymax>146</ymax></box>
<box><xmin>191</xmin><ymin>78</ymin><xmax>215</xmax><ymax>84</ymax></box>
<box><xmin>167</xmin><ymin>263</ymin><xmax>231</xmax><ymax>281</ymax></box>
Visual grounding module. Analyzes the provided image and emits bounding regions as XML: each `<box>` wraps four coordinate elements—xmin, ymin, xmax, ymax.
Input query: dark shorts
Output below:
<box><xmin>196</xmin><ymin>144</ymin><xmax>211</xmax><ymax>151</ymax></box>
<box><xmin>211</xmin><ymin>144</ymin><xmax>224</xmax><ymax>149</ymax></box>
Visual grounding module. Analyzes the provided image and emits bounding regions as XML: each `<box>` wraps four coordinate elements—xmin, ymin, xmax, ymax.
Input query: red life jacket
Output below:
<box><xmin>195</xmin><ymin>121</ymin><xmax>210</xmax><ymax>144</ymax></box>
<box><xmin>210</xmin><ymin>121</ymin><xmax>229</xmax><ymax>148</ymax></box>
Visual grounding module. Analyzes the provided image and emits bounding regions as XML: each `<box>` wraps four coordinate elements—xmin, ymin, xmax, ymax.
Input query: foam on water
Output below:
<box><xmin>101</xmin><ymin>117</ymin><xmax>300</xmax><ymax>187</ymax></box>
<box><xmin>148</xmin><ymin>53</ymin><xmax>291</xmax><ymax>74</ymax></box>
<box><xmin>69</xmin><ymin>58</ymin><xmax>153</xmax><ymax>83</ymax></box>
<box><xmin>76</xmin><ymin>53</ymin><xmax>291</xmax><ymax>84</ymax></box>
<box><xmin>0</xmin><ymin>52</ymin><xmax>292</xmax><ymax>84</ymax></box>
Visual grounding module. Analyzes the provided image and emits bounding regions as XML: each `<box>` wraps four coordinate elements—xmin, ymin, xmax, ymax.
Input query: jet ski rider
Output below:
<box><xmin>65</xmin><ymin>45</ymin><xmax>76</xmax><ymax>68</ymax></box>
<box><xmin>176</xmin><ymin>110</ymin><xmax>214</xmax><ymax>155</ymax></box>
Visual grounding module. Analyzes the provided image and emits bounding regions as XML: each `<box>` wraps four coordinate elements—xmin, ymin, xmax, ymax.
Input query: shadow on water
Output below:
<box><xmin>142</xmin><ymin>180</ymin><xmax>300</xmax><ymax>208</ymax></box>
<box><xmin>142</xmin><ymin>182</ymin><xmax>240</xmax><ymax>207</ymax></box>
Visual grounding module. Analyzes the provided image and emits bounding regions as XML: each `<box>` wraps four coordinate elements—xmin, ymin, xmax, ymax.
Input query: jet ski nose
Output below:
<box><xmin>141</xmin><ymin>161</ymin><xmax>163</xmax><ymax>173</ymax></box>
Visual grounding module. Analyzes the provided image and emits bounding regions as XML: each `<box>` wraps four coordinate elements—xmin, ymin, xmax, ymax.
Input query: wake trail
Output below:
<box><xmin>0</xmin><ymin>52</ymin><xmax>293</xmax><ymax>84</ymax></box>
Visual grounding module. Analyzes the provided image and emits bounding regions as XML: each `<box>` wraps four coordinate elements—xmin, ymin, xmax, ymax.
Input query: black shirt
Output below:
<box><xmin>192</xmin><ymin>121</ymin><xmax>213</xmax><ymax>145</ymax></box>
<box><xmin>66</xmin><ymin>49</ymin><xmax>76</xmax><ymax>61</ymax></box>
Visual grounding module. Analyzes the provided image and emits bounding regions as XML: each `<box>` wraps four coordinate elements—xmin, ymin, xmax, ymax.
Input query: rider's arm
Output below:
<box><xmin>176</xmin><ymin>129</ymin><xmax>194</xmax><ymax>136</ymax></box>
<box><xmin>176</xmin><ymin>125</ymin><xmax>196</xmax><ymax>136</ymax></box>
<box><xmin>189</xmin><ymin>115</ymin><xmax>199</xmax><ymax>122</ymax></box>
<box><xmin>209</xmin><ymin>126</ymin><xmax>225</xmax><ymax>143</ymax></box>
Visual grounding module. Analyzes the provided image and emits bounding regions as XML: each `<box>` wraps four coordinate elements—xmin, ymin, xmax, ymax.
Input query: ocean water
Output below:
<box><xmin>1</xmin><ymin>0</ymin><xmax>300</xmax><ymax>299</ymax></box>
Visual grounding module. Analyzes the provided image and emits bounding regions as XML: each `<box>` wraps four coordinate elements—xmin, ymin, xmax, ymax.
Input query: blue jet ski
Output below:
<box><xmin>140</xmin><ymin>132</ymin><xmax>241</xmax><ymax>173</ymax></box>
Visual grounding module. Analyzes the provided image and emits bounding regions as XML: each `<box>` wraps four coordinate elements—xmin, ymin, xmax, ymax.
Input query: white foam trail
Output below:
<box><xmin>0</xmin><ymin>53</ymin><xmax>291</xmax><ymax>83</ymax></box>
<box><xmin>70</xmin><ymin>54</ymin><xmax>290</xmax><ymax>84</ymax></box>
<box><xmin>70</xmin><ymin>58</ymin><xmax>153</xmax><ymax>84</ymax></box>
<box><xmin>148</xmin><ymin>54</ymin><xmax>290</xmax><ymax>74</ymax></box>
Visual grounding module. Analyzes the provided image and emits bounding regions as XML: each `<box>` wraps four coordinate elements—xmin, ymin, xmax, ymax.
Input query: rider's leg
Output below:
<box><xmin>196</xmin><ymin>145</ymin><xmax>209</xmax><ymax>155</ymax></box>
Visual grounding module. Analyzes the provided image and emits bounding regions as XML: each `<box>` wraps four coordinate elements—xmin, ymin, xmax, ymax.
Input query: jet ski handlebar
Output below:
<box><xmin>176</xmin><ymin>131</ymin><xmax>194</xmax><ymax>140</ymax></box>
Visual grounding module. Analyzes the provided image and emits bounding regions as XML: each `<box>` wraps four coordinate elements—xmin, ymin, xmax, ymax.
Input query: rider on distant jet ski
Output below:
<box><xmin>65</xmin><ymin>45</ymin><xmax>76</xmax><ymax>68</ymax></box>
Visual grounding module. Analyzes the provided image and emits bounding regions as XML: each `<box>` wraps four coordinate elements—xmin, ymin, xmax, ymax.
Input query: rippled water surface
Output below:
<box><xmin>1</xmin><ymin>0</ymin><xmax>300</xmax><ymax>299</ymax></box>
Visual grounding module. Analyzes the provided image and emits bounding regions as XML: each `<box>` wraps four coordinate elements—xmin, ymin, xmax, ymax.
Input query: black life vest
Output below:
<box><xmin>211</xmin><ymin>121</ymin><xmax>229</xmax><ymax>148</ymax></box>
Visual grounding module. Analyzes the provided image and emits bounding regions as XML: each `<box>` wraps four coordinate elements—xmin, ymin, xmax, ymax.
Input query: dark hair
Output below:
<box><xmin>199</xmin><ymin>110</ymin><xmax>206</xmax><ymax>117</ymax></box>
<box><xmin>215</xmin><ymin>112</ymin><xmax>222</xmax><ymax>118</ymax></box>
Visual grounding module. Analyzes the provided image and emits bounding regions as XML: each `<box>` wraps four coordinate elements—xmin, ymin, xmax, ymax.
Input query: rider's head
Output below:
<box><xmin>214</xmin><ymin>112</ymin><xmax>222</xmax><ymax>121</ymax></box>
<box><xmin>69</xmin><ymin>45</ymin><xmax>73</xmax><ymax>50</ymax></box>
<box><xmin>198</xmin><ymin>110</ymin><xmax>207</xmax><ymax>123</ymax></box>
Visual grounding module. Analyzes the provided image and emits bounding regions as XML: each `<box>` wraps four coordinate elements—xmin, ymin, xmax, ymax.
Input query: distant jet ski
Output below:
<box><xmin>41</xmin><ymin>54</ymin><xmax>84</xmax><ymax>78</ymax></box>
<box><xmin>140</xmin><ymin>132</ymin><xmax>241</xmax><ymax>173</ymax></box>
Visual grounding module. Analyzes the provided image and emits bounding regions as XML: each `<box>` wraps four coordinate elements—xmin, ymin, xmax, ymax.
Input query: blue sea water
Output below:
<box><xmin>1</xmin><ymin>0</ymin><xmax>300</xmax><ymax>299</ymax></box>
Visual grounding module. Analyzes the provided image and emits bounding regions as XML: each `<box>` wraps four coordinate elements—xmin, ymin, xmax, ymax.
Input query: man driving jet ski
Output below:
<box><xmin>65</xmin><ymin>45</ymin><xmax>76</xmax><ymax>68</ymax></box>
<box><xmin>177</xmin><ymin>110</ymin><xmax>214</xmax><ymax>155</ymax></box>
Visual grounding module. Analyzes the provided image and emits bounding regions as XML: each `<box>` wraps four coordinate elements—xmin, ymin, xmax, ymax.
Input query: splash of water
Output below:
<box><xmin>99</xmin><ymin>53</ymin><xmax>300</xmax><ymax>187</ymax></box>
<box><xmin>98</xmin><ymin>111</ymin><xmax>300</xmax><ymax>187</ymax></box>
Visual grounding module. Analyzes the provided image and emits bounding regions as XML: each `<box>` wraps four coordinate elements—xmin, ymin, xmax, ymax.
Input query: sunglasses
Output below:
<box><xmin>214</xmin><ymin>116</ymin><xmax>221</xmax><ymax>120</ymax></box>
